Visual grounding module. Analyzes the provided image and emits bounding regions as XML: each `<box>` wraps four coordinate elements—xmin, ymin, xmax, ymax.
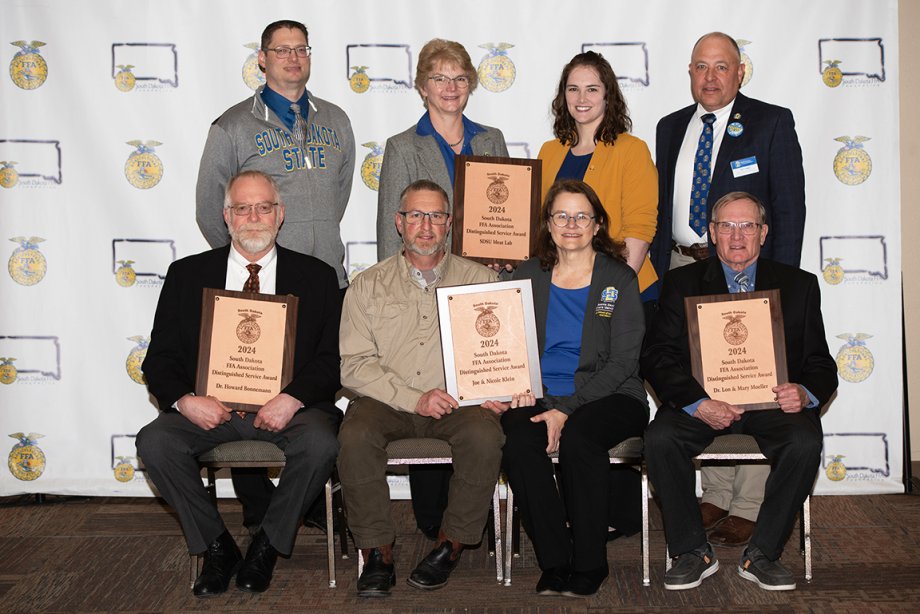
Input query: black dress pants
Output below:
<box><xmin>501</xmin><ymin>394</ymin><xmax>648</xmax><ymax>571</ymax></box>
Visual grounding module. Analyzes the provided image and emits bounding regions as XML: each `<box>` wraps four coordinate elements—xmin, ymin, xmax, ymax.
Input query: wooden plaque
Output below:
<box><xmin>436</xmin><ymin>280</ymin><xmax>543</xmax><ymax>407</ymax></box>
<box><xmin>685</xmin><ymin>289</ymin><xmax>788</xmax><ymax>410</ymax></box>
<box><xmin>195</xmin><ymin>288</ymin><xmax>297</xmax><ymax>412</ymax></box>
<box><xmin>451</xmin><ymin>155</ymin><xmax>541</xmax><ymax>267</ymax></box>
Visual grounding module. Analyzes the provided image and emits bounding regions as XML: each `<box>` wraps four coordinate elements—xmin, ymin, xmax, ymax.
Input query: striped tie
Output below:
<box><xmin>290</xmin><ymin>103</ymin><xmax>307</xmax><ymax>143</ymax></box>
<box><xmin>733</xmin><ymin>271</ymin><xmax>751</xmax><ymax>293</ymax></box>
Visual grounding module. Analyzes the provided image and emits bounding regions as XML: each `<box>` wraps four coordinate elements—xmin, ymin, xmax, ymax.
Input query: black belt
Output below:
<box><xmin>671</xmin><ymin>240</ymin><xmax>710</xmax><ymax>261</ymax></box>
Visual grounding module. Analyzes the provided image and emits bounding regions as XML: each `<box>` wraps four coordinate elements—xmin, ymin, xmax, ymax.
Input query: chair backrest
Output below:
<box><xmin>693</xmin><ymin>434</ymin><xmax>767</xmax><ymax>461</ymax></box>
<box><xmin>384</xmin><ymin>438</ymin><xmax>453</xmax><ymax>465</ymax></box>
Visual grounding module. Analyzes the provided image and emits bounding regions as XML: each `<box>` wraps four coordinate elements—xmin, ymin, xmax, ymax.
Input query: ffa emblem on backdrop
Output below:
<box><xmin>114</xmin><ymin>64</ymin><xmax>136</xmax><ymax>92</ymax></box>
<box><xmin>360</xmin><ymin>142</ymin><xmax>384</xmax><ymax>190</ymax></box>
<box><xmin>8</xmin><ymin>433</ymin><xmax>45</xmax><ymax>481</ymax></box>
<box><xmin>477</xmin><ymin>43</ymin><xmax>516</xmax><ymax>93</ymax></box>
<box><xmin>822</xmin><ymin>60</ymin><xmax>843</xmax><ymax>87</ymax></box>
<box><xmin>0</xmin><ymin>161</ymin><xmax>19</xmax><ymax>188</ymax></box>
<box><xmin>113</xmin><ymin>456</ymin><xmax>136</xmax><ymax>482</ymax></box>
<box><xmin>9</xmin><ymin>40</ymin><xmax>48</xmax><ymax>89</ymax></box>
<box><xmin>8</xmin><ymin>236</ymin><xmax>47</xmax><ymax>286</ymax></box>
<box><xmin>736</xmin><ymin>39</ymin><xmax>753</xmax><ymax>87</ymax></box>
<box><xmin>825</xmin><ymin>454</ymin><xmax>847</xmax><ymax>481</ymax></box>
<box><xmin>115</xmin><ymin>260</ymin><xmax>137</xmax><ymax>287</ymax></box>
<box><xmin>835</xmin><ymin>333</ymin><xmax>874</xmax><ymax>383</ymax></box>
<box><xmin>241</xmin><ymin>43</ymin><xmax>265</xmax><ymax>90</ymax></box>
<box><xmin>822</xmin><ymin>257</ymin><xmax>844</xmax><ymax>285</ymax></box>
<box><xmin>124</xmin><ymin>140</ymin><xmax>164</xmax><ymax>189</ymax></box>
<box><xmin>125</xmin><ymin>336</ymin><xmax>148</xmax><ymax>384</ymax></box>
<box><xmin>833</xmin><ymin>136</ymin><xmax>872</xmax><ymax>185</ymax></box>
<box><xmin>349</xmin><ymin>66</ymin><xmax>371</xmax><ymax>93</ymax></box>
<box><xmin>0</xmin><ymin>357</ymin><xmax>17</xmax><ymax>384</ymax></box>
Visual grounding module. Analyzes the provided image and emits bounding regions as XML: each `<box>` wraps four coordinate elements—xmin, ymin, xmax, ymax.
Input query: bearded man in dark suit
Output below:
<box><xmin>136</xmin><ymin>170</ymin><xmax>342</xmax><ymax>597</ymax></box>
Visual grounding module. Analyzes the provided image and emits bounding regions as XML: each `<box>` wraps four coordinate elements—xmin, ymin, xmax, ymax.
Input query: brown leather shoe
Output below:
<box><xmin>699</xmin><ymin>502</ymin><xmax>728</xmax><ymax>530</ymax></box>
<box><xmin>708</xmin><ymin>515</ymin><xmax>755</xmax><ymax>547</ymax></box>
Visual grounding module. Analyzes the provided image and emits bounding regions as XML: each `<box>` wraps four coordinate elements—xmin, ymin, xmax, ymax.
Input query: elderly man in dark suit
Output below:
<box><xmin>136</xmin><ymin>170</ymin><xmax>342</xmax><ymax>598</ymax></box>
<box><xmin>648</xmin><ymin>31</ymin><xmax>807</xmax><ymax>549</ymax></box>
<box><xmin>642</xmin><ymin>192</ymin><xmax>837</xmax><ymax>591</ymax></box>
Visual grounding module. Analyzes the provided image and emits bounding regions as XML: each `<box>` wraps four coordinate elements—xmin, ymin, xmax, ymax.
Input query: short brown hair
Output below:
<box><xmin>261</xmin><ymin>20</ymin><xmax>308</xmax><ymax>51</ymax></box>
<box><xmin>399</xmin><ymin>179</ymin><xmax>450</xmax><ymax>212</ymax></box>
<box><xmin>415</xmin><ymin>38</ymin><xmax>478</xmax><ymax>105</ymax></box>
<box><xmin>535</xmin><ymin>179</ymin><xmax>626</xmax><ymax>269</ymax></box>
<box><xmin>551</xmin><ymin>51</ymin><xmax>632</xmax><ymax>148</ymax></box>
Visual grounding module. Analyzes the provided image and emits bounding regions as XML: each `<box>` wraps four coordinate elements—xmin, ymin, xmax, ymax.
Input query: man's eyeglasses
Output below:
<box><xmin>264</xmin><ymin>46</ymin><xmax>312</xmax><ymax>59</ymax></box>
<box><xmin>428</xmin><ymin>74</ymin><xmax>470</xmax><ymax>89</ymax></box>
<box><xmin>550</xmin><ymin>212</ymin><xmax>595</xmax><ymax>228</ymax></box>
<box><xmin>398</xmin><ymin>210</ymin><xmax>450</xmax><ymax>225</ymax></box>
<box><xmin>229</xmin><ymin>202</ymin><xmax>278</xmax><ymax>216</ymax></box>
<box><xmin>712</xmin><ymin>221</ymin><xmax>762</xmax><ymax>236</ymax></box>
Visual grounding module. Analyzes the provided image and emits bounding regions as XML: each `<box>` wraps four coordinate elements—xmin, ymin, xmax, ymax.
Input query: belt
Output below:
<box><xmin>671</xmin><ymin>240</ymin><xmax>710</xmax><ymax>261</ymax></box>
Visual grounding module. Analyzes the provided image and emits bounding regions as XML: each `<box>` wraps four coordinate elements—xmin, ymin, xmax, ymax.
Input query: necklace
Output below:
<box><xmin>448</xmin><ymin>135</ymin><xmax>464</xmax><ymax>148</ymax></box>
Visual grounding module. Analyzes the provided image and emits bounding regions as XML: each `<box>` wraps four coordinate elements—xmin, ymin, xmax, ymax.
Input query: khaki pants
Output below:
<box><xmin>337</xmin><ymin>397</ymin><xmax>504</xmax><ymax>548</ymax></box>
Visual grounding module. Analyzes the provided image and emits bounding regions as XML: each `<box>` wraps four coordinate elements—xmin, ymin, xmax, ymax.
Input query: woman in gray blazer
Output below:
<box><xmin>376</xmin><ymin>38</ymin><xmax>508</xmax><ymax>260</ymax></box>
<box><xmin>502</xmin><ymin>180</ymin><xmax>649</xmax><ymax>597</ymax></box>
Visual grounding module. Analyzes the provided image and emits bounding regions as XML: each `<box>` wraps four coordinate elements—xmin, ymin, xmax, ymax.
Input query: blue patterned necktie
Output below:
<box><xmin>690</xmin><ymin>113</ymin><xmax>717</xmax><ymax>237</ymax></box>
<box><xmin>290</xmin><ymin>103</ymin><xmax>307</xmax><ymax>143</ymax></box>
<box><xmin>733</xmin><ymin>271</ymin><xmax>751</xmax><ymax>293</ymax></box>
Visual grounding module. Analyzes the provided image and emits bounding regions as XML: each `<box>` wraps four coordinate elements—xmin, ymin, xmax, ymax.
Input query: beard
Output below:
<box><xmin>230</xmin><ymin>222</ymin><xmax>277</xmax><ymax>254</ymax></box>
<box><xmin>404</xmin><ymin>229</ymin><xmax>448</xmax><ymax>257</ymax></box>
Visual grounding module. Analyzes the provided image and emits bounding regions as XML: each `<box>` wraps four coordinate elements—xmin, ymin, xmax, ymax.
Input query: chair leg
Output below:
<box><xmin>492</xmin><ymin>482</ymin><xmax>503</xmax><ymax>583</ymax></box>
<box><xmin>641</xmin><ymin>463</ymin><xmax>650</xmax><ymax>587</ymax></box>
<box><xmin>189</xmin><ymin>554</ymin><xmax>200</xmax><ymax>589</ymax></box>
<box><xmin>325</xmin><ymin>478</ymin><xmax>336</xmax><ymax>588</ymax></box>
<box><xmin>206</xmin><ymin>468</ymin><xmax>218</xmax><ymax>506</ymax></box>
<box><xmin>802</xmin><ymin>495</ymin><xmax>812</xmax><ymax>582</ymax></box>
<box><xmin>503</xmin><ymin>484</ymin><xmax>514</xmax><ymax>586</ymax></box>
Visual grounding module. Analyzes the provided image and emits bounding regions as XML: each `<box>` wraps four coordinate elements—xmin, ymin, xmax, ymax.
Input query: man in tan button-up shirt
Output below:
<box><xmin>338</xmin><ymin>179</ymin><xmax>506</xmax><ymax>597</ymax></box>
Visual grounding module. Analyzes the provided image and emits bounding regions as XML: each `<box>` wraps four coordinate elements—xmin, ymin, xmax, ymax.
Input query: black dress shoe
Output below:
<box><xmin>357</xmin><ymin>546</ymin><xmax>396</xmax><ymax>598</ymax></box>
<box><xmin>236</xmin><ymin>528</ymin><xmax>278</xmax><ymax>593</ymax></box>
<box><xmin>407</xmin><ymin>540</ymin><xmax>463</xmax><ymax>590</ymax></box>
<box><xmin>536</xmin><ymin>565</ymin><xmax>571</xmax><ymax>595</ymax></box>
<box><xmin>193</xmin><ymin>530</ymin><xmax>243</xmax><ymax>598</ymax></box>
<box><xmin>561</xmin><ymin>565</ymin><xmax>608</xmax><ymax>597</ymax></box>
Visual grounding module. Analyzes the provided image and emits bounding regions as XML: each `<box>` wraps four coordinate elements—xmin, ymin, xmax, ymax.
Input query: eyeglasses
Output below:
<box><xmin>398</xmin><ymin>210</ymin><xmax>450</xmax><ymax>225</ymax></box>
<box><xmin>264</xmin><ymin>45</ymin><xmax>311</xmax><ymax>59</ymax></box>
<box><xmin>428</xmin><ymin>74</ymin><xmax>470</xmax><ymax>89</ymax></box>
<box><xmin>550</xmin><ymin>212</ymin><xmax>595</xmax><ymax>228</ymax></box>
<box><xmin>229</xmin><ymin>202</ymin><xmax>278</xmax><ymax>216</ymax></box>
<box><xmin>712</xmin><ymin>221</ymin><xmax>762</xmax><ymax>236</ymax></box>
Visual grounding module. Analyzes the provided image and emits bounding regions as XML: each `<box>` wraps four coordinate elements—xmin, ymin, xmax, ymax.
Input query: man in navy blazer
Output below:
<box><xmin>642</xmin><ymin>192</ymin><xmax>836</xmax><ymax>591</ymax></box>
<box><xmin>137</xmin><ymin>170</ymin><xmax>342</xmax><ymax>597</ymax></box>
<box><xmin>648</xmin><ymin>32</ymin><xmax>807</xmax><ymax>548</ymax></box>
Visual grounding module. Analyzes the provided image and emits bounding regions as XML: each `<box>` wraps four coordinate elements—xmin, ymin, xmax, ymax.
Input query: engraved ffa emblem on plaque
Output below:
<box><xmin>723</xmin><ymin>314</ymin><xmax>748</xmax><ymax>346</ymax></box>
<box><xmin>475</xmin><ymin>305</ymin><xmax>501</xmax><ymax>338</ymax></box>
<box><xmin>236</xmin><ymin>312</ymin><xmax>262</xmax><ymax>344</ymax></box>
<box><xmin>486</xmin><ymin>172</ymin><xmax>510</xmax><ymax>205</ymax></box>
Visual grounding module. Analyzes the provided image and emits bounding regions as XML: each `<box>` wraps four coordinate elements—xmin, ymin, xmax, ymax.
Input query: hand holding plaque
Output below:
<box><xmin>451</xmin><ymin>155</ymin><xmax>541</xmax><ymax>267</ymax></box>
<box><xmin>436</xmin><ymin>280</ymin><xmax>542</xmax><ymax>407</ymax></box>
<box><xmin>195</xmin><ymin>288</ymin><xmax>298</xmax><ymax>413</ymax></box>
<box><xmin>685</xmin><ymin>289</ymin><xmax>788</xmax><ymax>410</ymax></box>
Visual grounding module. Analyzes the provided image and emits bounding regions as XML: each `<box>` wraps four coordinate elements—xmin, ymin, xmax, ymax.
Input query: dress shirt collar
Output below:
<box><xmin>260</xmin><ymin>85</ymin><xmax>310</xmax><ymax>131</ymax></box>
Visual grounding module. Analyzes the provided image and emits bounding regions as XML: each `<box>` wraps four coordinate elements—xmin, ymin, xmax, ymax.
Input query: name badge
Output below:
<box><xmin>731</xmin><ymin>156</ymin><xmax>759</xmax><ymax>178</ymax></box>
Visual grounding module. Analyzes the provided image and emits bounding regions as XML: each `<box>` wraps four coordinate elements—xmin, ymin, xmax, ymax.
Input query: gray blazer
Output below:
<box><xmin>376</xmin><ymin>122</ymin><xmax>508</xmax><ymax>260</ymax></box>
<box><xmin>515</xmin><ymin>253</ymin><xmax>649</xmax><ymax>414</ymax></box>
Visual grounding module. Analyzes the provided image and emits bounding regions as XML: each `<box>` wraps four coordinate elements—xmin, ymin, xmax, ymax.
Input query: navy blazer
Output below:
<box><xmin>641</xmin><ymin>257</ymin><xmax>837</xmax><ymax>413</ymax></box>
<box><xmin>142</xmin><ymin>244</ymin><xmax>342</xmax><ymax>414</ymax></box>
<box><xmin>650</xmin><ymin>93</ymin><xmax>806</xmax><ymax>283</ymax></box>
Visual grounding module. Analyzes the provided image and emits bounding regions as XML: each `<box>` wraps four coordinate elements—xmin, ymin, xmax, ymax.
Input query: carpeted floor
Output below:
<box><xmin>1</xmin><ymin>492</ymin><xmax>919</xmax><ymax>612</ymax></box>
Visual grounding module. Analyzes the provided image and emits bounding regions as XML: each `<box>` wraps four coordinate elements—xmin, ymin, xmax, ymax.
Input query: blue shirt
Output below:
<box><xmin>260</xmin><ymin>85</ymin><xmax>309</xmax><ymax>132</ymax></box>
<box><xmin>415</xmin><ymin>112</ymin><xmax>485</xmax><ymax>186</ymax></box>
<box><xmin>555</xmin><ymin>148</ymin><xmax>592</xmax><ymax>182</ymax></box>
<box><xmin>541</xmin><ymin>284</ymin><xmax>589</xmax><ymax>397</ymax></box>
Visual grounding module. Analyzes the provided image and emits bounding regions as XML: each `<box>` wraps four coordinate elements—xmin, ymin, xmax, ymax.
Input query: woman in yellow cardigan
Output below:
<box><xmin>538</xmin><ymin>51</ymin><xmax>658</xmax><ymax>296</ymax></box>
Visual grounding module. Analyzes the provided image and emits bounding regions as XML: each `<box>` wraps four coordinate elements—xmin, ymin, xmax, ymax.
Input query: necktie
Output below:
<box><xmin>689</xmin><ymin>113</ymin><xmax>717</xmax><ymax>237</ymax></box>
<box><xmin>733</xmin><ymin>271</ymin><xmax>751</xmax><ymax>293</ymax></box>
<box><xmin>290</xmin><ymin>103</ymin><xmax>307</xmax><ymax>144</ymax></box>
<box><xmin>244</xmin><ymin>263</ymin><xmax>261</xmax><ymax>293</ymax></box>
